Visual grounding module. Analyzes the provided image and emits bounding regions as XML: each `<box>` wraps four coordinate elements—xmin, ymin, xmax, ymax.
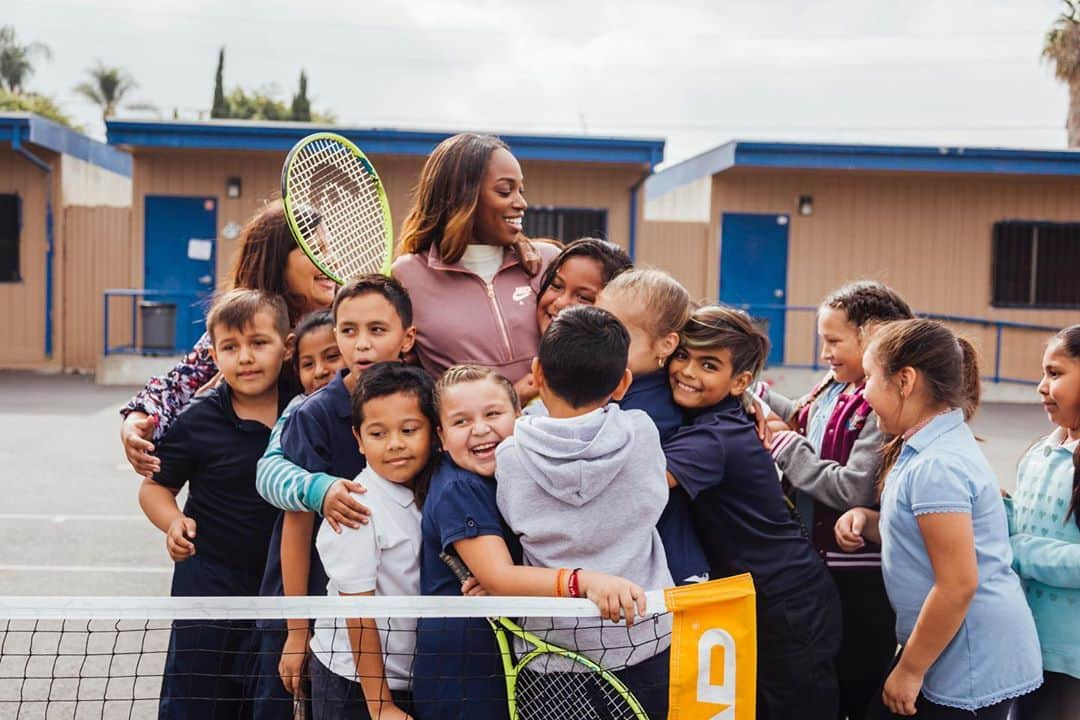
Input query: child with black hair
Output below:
<box><xmin>534</xmin><ymin>237</ymin><xmax>633</xmax><ymax>334</ymax></box>
<box><xmin>139</xmin><ymin>289</ymin><xmax>293</xmax><ymax>719</ymax></box>
<box><xmin>311</xmin><ymin>363</ymin><xmax>440</xmax><ymax>720</ymax></box>
<box><xmin>495</xmin><ymin>305</ymin><xmax>673</xmax><ymax>720</ymax></box>
<box><xmin>1007</xmin><ymin>324</ymin><xmax>1080</xmax><ymax>720</ymax></box>
<box><xmin>663</xmin><ymin>305</ymin><xmax>841</xmax><ymax>720</ymax></box>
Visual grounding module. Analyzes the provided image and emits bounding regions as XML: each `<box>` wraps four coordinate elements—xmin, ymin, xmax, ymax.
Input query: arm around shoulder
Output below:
<box><xmin>774</xmin><ymin>418</ymin><xmax>883</xmax><ymax>511</ymax></box>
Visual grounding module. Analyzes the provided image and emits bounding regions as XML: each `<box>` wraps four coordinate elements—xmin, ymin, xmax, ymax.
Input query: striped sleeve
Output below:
<box><xmin>256</xmin><ymin>396</ymin><xmax>338</xmax><ymax>514</ymax></box>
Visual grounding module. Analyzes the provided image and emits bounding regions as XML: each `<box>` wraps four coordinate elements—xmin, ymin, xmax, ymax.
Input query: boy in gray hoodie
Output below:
<box><xmin>495</xmin><ymin>305</ymin><xmax>673</xmax><ymax>720</ymax></box>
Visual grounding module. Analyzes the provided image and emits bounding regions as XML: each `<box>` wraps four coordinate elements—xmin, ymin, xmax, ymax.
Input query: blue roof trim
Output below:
<box><xmin>106</xmin><ymin>120</ymin><xmax>665</xmax><ymax>167</ymax></box>
<box><xmin>646</xmin><ymin>140</ymin><xmax>1080</xmax><ymax>200</ymax></box>
<box><xmin>0</xmin><ymin>113</ymin><xmax>132</xmax><ymax>177</ymax></box>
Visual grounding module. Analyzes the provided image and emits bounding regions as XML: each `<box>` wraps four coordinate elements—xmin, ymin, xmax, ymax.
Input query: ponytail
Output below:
<box><xmin>956</xmin><ymin>337</ymin><xmax>981</xmax><ymax>421</ymax></box>
<box><xmin>1068</xmin><ymin>444</ymin><xmax>1080</xmax><ymax>531</ymax></box>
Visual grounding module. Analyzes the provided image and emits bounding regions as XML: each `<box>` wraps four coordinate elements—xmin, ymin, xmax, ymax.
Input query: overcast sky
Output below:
<box><xmin>9</xmin><ymin>0</ymin><xmax>1073</xmax><ymax>166</ymax></box>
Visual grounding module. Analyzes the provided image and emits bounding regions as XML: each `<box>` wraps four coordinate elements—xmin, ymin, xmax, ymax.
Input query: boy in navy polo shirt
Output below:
<box><xmin>663</xmin><ymin>305</ymin><xmax>842</xmax><ymax>720</ymax></box>
<box><xmin>138</xmin><ymin>289</ymin><xmax>293</xmax><ymax>719</ymax></box>
<box><xmin>277</xmin><ymin>275</ymin><xmax>416</xmax><ymax>720</ymax></box>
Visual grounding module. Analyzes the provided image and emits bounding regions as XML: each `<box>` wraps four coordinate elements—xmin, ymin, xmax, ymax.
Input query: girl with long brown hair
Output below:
<box><xmin>392</xmin><ymin>133</ymin><xmax>559</xmax><ymax>403</ymax></box>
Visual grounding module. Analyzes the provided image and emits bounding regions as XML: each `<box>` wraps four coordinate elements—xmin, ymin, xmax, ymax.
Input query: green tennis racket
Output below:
<box><xmin>281</xmin><ymin>132</ymin><xmax>394</xmax><ymax>283</ymax></box>
<box><xmin>439</xmin><ymin>551</ymin><xmax>649</xmax><ymax>720</ymax></box>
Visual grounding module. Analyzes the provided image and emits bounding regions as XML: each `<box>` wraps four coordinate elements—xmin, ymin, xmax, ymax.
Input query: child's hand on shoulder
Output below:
<box><xmin>579</xmin><ymin>571</ymin><xmax>647</xmax><ymax>627</ymax></box>
<box><xmin>322</xmin><ymin>479</ymin><xmax>371</xmax><ymax>533</ymax></box>
<box><xmin>165</xmin><ymin>516</ymin><xmax>197</xmax><ymax>562</ymax></box>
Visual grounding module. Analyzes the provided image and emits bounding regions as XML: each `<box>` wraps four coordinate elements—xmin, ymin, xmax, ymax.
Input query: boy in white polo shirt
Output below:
<box><xmin>309</xmin><ymin>363</ymin><xmax>439</xmax><ymax>720</ymax></box>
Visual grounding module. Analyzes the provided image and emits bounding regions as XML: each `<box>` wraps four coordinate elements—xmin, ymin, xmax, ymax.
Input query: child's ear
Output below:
<box><xmin>208</xmin><ymin>343</ymin><xmax>218</xmax><ymax>366</ymax></box>
<box><xmin>398</xmin><ymin>325</ymin><xmax>417</xmax><ymax>357</ymax></box>
<box><xmin>283</xmin><ymin>332</ymin><xmax>297</xmax><ymax>363</ymax></box>
<box><xmin>611</xmin><ymin>368</ymin><xmax>634</xmax><ymax>402</ymax></box>
<box><xmin>352</xmin><ymin>427</ymin><xmax>366</xmax><ymax>456</ymax></box>
<box><xmin>436</xmin><ymin>424</ymin><xmax>445</xmax><ymax>446</ymax></box>
<box><xmin>729</xmin><ymin>371</ymin><xmax>754</xmax><ymax>397</ymax></box>
<box><xmin>530</xmin><ymin>357</ymin><xmax>545</xmax><ymax>391</ymax></box>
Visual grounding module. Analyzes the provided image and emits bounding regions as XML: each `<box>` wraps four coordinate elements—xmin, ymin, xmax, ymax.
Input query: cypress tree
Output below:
<box><xmin>291</xmin><ymin>70</ymin><xmax>311</xmax><ymax>121</ymax></box>
<box><xmin>211</xmin><ymin>47</ymin><xmax>229</xmax><ymax>118</ymax></box>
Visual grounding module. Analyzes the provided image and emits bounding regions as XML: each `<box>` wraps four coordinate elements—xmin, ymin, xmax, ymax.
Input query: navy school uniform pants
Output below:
<box><xmin>308</xmin><ymin>655</ymin><xmax>415</xmax><ymax>720</ymax></box>
<box><xmin>756</xmin><ymin>570</ymin><xmax>843</xmax><ymax>720</ymax></box>
<box><xmin>833</xmin><ymin>568</ymin><xmax>898</xmax><ymax>720</ymax></box>
<box><xmin>159</xmin><ymin>554</ymin><xmax>263</xmax><ymax>720</ymax></box>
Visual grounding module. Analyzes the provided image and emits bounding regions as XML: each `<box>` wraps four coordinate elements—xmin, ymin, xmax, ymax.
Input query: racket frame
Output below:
<box><xmin>280</xmin><ymin>131</ymin><xmax>394</xmax><ymax>284</ymax></box>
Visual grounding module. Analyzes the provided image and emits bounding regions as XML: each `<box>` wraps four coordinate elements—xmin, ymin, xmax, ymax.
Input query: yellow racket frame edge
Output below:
<box><xmin>281</xmin><ymin>131</ymin><xmax>395</xmax><ymax>283</ymax></box>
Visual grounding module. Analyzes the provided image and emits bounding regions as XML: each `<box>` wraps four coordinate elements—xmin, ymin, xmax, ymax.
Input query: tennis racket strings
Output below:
<box><xmin>282</xmin><ymin>133</ymin><xmax>393</xmax><ymax>282</ymax></box>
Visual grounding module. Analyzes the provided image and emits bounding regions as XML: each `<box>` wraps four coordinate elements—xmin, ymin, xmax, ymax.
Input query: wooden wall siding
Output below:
<box><xmin>635</xmin><ymin>220</ymin><xmax>711</xmax><ymax>301</ymax></box>
<box><xmin>128</xmin><ymin>149</ymin><xmax>644</xmax><ymax>289</ymax></box>
<box><xmin>0</xmin><ymin>146</ymin><xmax>60</xmax><ymax>368</ymax></box>
<box><xmin>704</xmin><ymin>168</ymin><xmax>1080</xmax><ymax>381</ymax></box>
<box><xmin>62</xmin><ymin>206</ymin><xmax>135</xmax><ymax>370</ymax></box>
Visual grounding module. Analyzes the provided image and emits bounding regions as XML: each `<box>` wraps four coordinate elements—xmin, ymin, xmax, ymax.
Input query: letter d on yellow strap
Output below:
<box><xmin>664</xmin><ymin>574</ymin><xmax>757</xmax><ymax>720</ymax></box>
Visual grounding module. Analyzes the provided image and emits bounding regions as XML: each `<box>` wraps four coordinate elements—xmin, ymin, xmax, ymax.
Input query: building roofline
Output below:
<box><xmin>645</xmin><ymin>139</ymin><xmax>1080</xmax><ymax>200</ymax></box>
<box><xmin>105</xmin><ymin>119</ymin><xmax>665</xmax><ymax>168</ymax></box>
<box><xmin>0</xmin><ymin>113</ymin><xmax>132</xmax><ymax>177</ymax></box>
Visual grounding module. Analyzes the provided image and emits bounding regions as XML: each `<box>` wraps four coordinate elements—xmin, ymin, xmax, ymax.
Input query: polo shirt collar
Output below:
<box><xmin>365</xmin><ymin>466</ymin><xmax>417</xmax><ymax>508</ymax></box>
<box><xmin>905</xmin><ymin>408</ymin><xmax>965</xmax><ymax>453</ymax></box>
<box><xmin>1047</xmin><ymin>426</ymin><xmax>1080</xmax><ymax>454</ymax></box>
<box><xmin>328</xmin><ymin>369</ymin><xmax>353</xmax><ymax>420</ymax></box>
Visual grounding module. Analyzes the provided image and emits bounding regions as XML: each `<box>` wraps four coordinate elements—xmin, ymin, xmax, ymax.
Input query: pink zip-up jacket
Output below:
<box><xmin>391</xmin><ymin>242</ymin><xmax>559</xmax><ymax>382</ymax></box>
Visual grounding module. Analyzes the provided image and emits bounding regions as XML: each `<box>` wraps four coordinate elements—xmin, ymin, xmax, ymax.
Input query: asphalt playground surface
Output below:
<box><xmin>0</xmin><ymin>370</ymin><xmax>1054</xmax><ymax>599</ymax></box>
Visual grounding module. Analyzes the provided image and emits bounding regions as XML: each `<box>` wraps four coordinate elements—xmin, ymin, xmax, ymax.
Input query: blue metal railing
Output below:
<box><xmin>103</xmin><ymin>289</ymin><xmax>205</xmax><ymax>357</ymax></box>
<box><xmin>735</xmin><ymin>303</ymin><xmax>1062</xmax><ymax>385</ymax></box>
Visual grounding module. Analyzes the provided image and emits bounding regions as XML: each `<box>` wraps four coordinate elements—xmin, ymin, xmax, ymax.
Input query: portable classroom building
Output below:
<box><xmin>641</xmin><ymin>140</ymin><xmax>1080</xmax><ymax>385</ymax></box>
<box><xmin>0</xmin><ymin>113</ymin><xmax>132</xmax><ymax>371</ymax></box>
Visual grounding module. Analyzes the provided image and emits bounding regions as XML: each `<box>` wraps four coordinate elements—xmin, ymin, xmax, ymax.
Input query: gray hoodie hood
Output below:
<box><xmin>510</xmin><ymin>403</ymin><xmax>634</xmax><ymax>506</ymax></box>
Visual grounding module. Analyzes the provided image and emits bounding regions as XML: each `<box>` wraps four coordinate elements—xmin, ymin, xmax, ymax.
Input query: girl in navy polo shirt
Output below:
<box><xmin>415</xmin><ymin>365</ymin><xmax>652</xmax><ymax>720</ymax></box>
<box><xmin>662</xmin><ymin>305</ymin><xmax>841</xmax><ymax>720</ymax></box>
<box><xmin>597</xmin><ymin>268</ymin><xmax>711</xmax><ymax>586</ymax></box>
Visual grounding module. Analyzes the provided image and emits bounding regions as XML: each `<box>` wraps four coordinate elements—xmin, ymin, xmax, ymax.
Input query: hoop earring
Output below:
<box><xmin>657</xmin><ymin>356</ymin><xmax>665</xmax><ymax>369</ymax></box>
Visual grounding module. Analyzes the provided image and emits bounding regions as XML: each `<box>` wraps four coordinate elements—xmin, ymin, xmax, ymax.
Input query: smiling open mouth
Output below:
<box><xmin>504</xmin><ymin>216</ymin><xmax>523</xmax><ymax>231</ymax></box>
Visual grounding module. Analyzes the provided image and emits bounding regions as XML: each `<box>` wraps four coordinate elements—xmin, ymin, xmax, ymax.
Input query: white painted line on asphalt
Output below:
<box><xmin>0</xmin><ymin>564</ymin><xmax>173</xmax><ymax>574</ymax></box>
<box><xmin>0</xmin><ymin>513</ymin><xmax>147</xmax><ymax>522</ymax></box>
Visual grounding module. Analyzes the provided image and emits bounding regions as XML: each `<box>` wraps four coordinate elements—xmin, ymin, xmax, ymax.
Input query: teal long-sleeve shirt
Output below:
<box><xmin>1007</xmin><ymin>428</ymin><xmax>1080</xmax><ymax>679</ymax></box>
<box><xmin>256</xmin><ymin>395</ymin><xmax>337</xmax><ymax>514</ymax></box>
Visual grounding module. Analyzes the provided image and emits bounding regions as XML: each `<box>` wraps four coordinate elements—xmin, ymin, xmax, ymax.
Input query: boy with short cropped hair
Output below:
<box><xmin>138</xmin><ymin>288</ymin><xmax>292</xmax><ymax>719</ymax></box>
<box><xmin>275</xmin><ymin>274</ymin><xmax>417</xmax><ymax>720</ymax></box>
<box><xmin>495</xmin><ymin>305</ymin><xmax>673</xmax><ymax>720</ymax></box>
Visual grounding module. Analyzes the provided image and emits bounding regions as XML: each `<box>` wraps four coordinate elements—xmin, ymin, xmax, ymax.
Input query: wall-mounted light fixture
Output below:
<box><xmin>226</xmin><ymin>177</ymin><xmax>242</xmax><ymax>199</ymax></box>
<box><xmin>797</xmin><ymin>194</ymin><xmax>813</xmax><ymax>216</ymax></box>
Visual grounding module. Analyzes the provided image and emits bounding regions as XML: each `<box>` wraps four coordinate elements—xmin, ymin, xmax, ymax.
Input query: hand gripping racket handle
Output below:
<box><xmin>439</xmin><ymin>551</ymin><xmax>474</xmax><ymax>584</ymax></box>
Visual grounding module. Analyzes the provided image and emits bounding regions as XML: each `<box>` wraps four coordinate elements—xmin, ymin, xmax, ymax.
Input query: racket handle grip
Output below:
<box><xmin>439</xmin><ymin>551</ymin><xmax>474</xmax><ymax>584</ymax></box>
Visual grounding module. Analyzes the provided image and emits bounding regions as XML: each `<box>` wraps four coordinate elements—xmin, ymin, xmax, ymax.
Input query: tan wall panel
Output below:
<box><xmin>635</xmin><ymin>220</ymin><xmax>711</xmax><ymax>300</ymax></box>
<box><xmin>129</xmin><ymin>150</ymin><xmax>643</xmax><ymax>289</ymax></box>
<box><xmin>710</xmin><ymin>168</ymin><xmax>1080</xmax><ymax>381</ymax></box>
<box><xmin>0</xmin><ymin>146</ymin><xmax>60</xmax><ymax>368</ymax></box>
<box><xmin>62</xmin><ymin>207</ymin><xmax>135</xmax><ymax>370</ymax></box>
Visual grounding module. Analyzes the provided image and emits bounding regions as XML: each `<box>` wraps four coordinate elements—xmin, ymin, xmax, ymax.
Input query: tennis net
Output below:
<box><xmin>0</xmin><ymin>593</ymin><xmax>672</xmax><ymax>720</ymax></box>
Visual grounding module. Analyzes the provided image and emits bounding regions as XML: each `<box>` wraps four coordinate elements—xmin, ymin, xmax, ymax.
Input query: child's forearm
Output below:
<box><xmin>456</xmin><ymin>536</ymin><xmax>572</xmax><ymax>596</ymax></box>
<box><xmin>346</xmin><ymin>614</ymin><xmax>396</xmax><ymax>717</ymax></box>
<box><xmin>138</xmin><ymin>479</ymin><xmax>183</xmax><ymax>534</ymax></box>
<box><xmin>897</xmin><ymin>583</ymin><xmax>974</xmax><ymax>678</ymax></box>
<box><xmin>282</xmin><ymin>510</ymin><xmax>315</xmax><ymax>635</ymax></box>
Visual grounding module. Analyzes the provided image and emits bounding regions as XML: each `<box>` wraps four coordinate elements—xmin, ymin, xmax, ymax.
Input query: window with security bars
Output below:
<box><xmin>992</xmin><ymin>220</ymin><xmax>1080</xmax><ymax>308</ymax></box>
<box><xmin>524</xmin><ymin>207</ymin><xmax>608</xmax><ymax>244</ymax></box>
<box><xmin>0</xmin><ymin>193</ymin><xmax>20</xmax><ymax>283</ymax></box>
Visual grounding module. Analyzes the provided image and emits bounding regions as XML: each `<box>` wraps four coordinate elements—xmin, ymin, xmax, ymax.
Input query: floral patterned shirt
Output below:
<box><xmin>120</xmin><ymin>331</ymin><xmax>218</xmax><ymax>442</ymax></box>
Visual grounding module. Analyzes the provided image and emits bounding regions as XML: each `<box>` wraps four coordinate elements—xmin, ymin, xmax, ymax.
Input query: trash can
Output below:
<box><xmin>139</xmin><ymin>301</ymin><xmax>177</xmax><ymax>353</ymax></box>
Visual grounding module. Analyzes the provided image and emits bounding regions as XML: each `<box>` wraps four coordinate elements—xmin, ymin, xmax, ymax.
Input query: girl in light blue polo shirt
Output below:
<box><xmin>834</xmin><ymin>319</ymin><xmax>1041</xmax><ymax>719</ymax></box>
<box><xmin>1009</xmin><ymin>324</ymin><xmax>1080</xmax><ymax>720</ymax></box>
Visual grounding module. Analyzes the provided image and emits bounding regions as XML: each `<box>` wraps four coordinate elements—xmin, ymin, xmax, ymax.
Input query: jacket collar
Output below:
<box><xmin>425</xmin><ymin>243</ymin><xmax>519</xmax><ymax>275</ymax></box>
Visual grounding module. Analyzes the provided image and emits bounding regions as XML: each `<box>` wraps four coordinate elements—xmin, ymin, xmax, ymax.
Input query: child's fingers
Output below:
<box><xmin>341</xmin><ymin>480</ymin><xmax>368</xmax><ymax>495</ymax></box>
<box><xmin>620</xmin><ymin>588</ymin><xmax>637</xmax><ymax>627</ymax></box>
<box><xmin>325</xmin><ymin>515</ymin><xmax>342</xmax><ymax>534</ymax></box>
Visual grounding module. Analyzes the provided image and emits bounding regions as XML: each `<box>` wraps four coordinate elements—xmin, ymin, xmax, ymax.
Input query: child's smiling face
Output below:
<box><xmin>667</xmin><ymin>345</ymin><xmax>751</xmax><ymax>410</ymax></box>
<box><xmin>437</xmin><ymin>378</ymin><xmax>518</xmax><ymax>477</ymax></box>
<box><xmin>354</xmin><ymin>391</ymin><xmax>433</xmax><ymax>486</ymax></box>
<box><xmin>210</xmin><ymin>310</ymin><xmax>287</xmax><ymax>398</ymax></box>
<box><xmin>1039</xmin><ymin>337</ymin><xmax>1080</xmax><ymax>436</ymax></box>
<box><xmin>296</xmin><ymin>324</ymin><xmax>344</xmax><ymax>394</ymax></box>
<box><xmin>536</xmin><ymin>256</ymin><xmax>606</xmax><ymax>334</ymax></box>
<box><xmin>334</xmin><ymin>292</ymin><xmax>415</xmax><ymax>378</ymax></box>
<box><xmin>818</xmin><ymin>306</ymin><xmax>867</xmax><ymax>385</ymax></box>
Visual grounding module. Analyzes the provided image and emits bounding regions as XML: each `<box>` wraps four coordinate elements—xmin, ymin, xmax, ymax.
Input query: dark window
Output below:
<box><xmin>992</xmin><ymin>221</ymin><xmax>1080</xmax><ymax>308</ymax></box>
<box><xmin>523</xmin><ymin>207</ymin><xmax>608</xmax><ymax>244</ymax></box>
<box><xmin>0</xmin><ymin>194</ymin><xmax>20</xmax><ymax>282</ymax></box>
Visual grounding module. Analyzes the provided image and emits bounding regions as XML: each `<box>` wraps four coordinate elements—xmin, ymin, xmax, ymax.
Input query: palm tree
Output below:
<box><xmin>73</xmin><ymin>61</ymin><xmax>155</xmax><ymax>122</ymax></box>
<box><xmin>0</xmin><ymin>26</ymin><xmax>52</xmax><ymax>93</ymax></box>
<box><xmin>1043</xmin><ymin>1</ymin><xmax>1080</xmax><ymax>147</ymax></box>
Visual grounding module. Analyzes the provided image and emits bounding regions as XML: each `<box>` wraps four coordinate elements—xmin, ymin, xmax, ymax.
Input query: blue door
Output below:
<box><xmin>144</xmin><ymin>196</ymin><xmax>217</xmax><ymax>351</ymax></box>
<box><xmin>719</xmin><ymin>213</ymin><xmax>789</xmax><ymax>366</ymax></box>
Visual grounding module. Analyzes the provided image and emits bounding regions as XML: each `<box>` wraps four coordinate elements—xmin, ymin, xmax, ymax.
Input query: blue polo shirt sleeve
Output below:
<box><xmin>281</xmin><ymin>401</ymin><xmax>333</xmax><ymax>474</ymax></box>
<box><xmin>905</xmin><ymin>457</ymin><xmax>976</xmax><ymax>516</ymax></box>
<box><xmin>428</xmin><ymin>473</ymin><xmax>505</xmax><ymax>552</ymax></box>
<box><xmin>663</xmin><ymin>423</ymin><xmax>727</xmax><ymax>501</ymax></box>
<box><xmin>152</xmin><ymin>406</ymin><xmax>199</xmax><ymax>491</ymax></box>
